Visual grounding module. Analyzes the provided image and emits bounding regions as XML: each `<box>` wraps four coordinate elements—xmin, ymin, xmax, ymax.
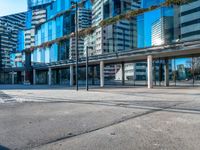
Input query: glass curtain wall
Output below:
<box><xmin>36</xmin><ymin>70</ymin><xmax>48</xmax><ymax>84</ymax></box>
<box><xmin>170</xmin><ymin>57</ymin><xmax>200</xmax><ymax>87</ymax></box>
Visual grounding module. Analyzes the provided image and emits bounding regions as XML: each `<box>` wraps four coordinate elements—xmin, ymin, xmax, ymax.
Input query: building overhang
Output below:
<box><xmin>32</xmin><ymin>40</ymin><xmax>200</xmax><ymax>70</ymax></box>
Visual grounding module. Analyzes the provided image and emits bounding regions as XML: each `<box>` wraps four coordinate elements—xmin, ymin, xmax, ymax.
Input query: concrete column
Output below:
<box><xmin>147</xmin><ymin>55</ymin><xmax>153</xmax><ymax>89</ymax></box>
<box><xmin>24</xmin><ymin>71</ymin><xmax>26</xmax><ymax>83</ymax></box>
<box><xmin>100</xmin><ymin>61</ymin><xmax>104</xmax><ymax>87</ymax></box>
<box><xmin>12</xmin><ymin>71</ymin><xmax>15</xmax><ymax>85</ymax></box>
<box><xmin>33</xmin><ymin>69</ymin><xmax>36</xmax><ymax>85</ymax></box>
<box><xmin>121</xmin><ymin>62</ymin><xmax>125</xmax><ymax>85</ymax></box>
<box><xmin>92</xmin><ymin>66</ymin><xmax>95</xmax><ymax>85</ymax></box>
<box><xmin>164</xmin><ymin>59</ymin><xmax>169</xmax><ymax>87</ymax></box>
<box><xmin>56</xmin><ymin>69</ymin><xmax>59</xmax><ymax>84</ymax></box>
<box><xmin>70</xmin><ymin>65</ymin><xmax>74</xmax><ymax>86</ymax></box>
<box><xmin>48</xmin><ymin>68</ymin><xmax>52</xmax><ymax>86</ymax></box>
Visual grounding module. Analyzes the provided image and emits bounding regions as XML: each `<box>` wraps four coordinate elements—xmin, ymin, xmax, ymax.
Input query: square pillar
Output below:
<box><xmin>56</xmin><ymin>69</ymin><xmax>60</xmax><ymax>84</ymax></box>
<box><xmin>147</xmin><ymin>55</ymin><xmax>153</xmax><ymax>89</ymax></box>
<box><xmin>70</xmin><ymin>65</ymin><xmax>74</xmax><ymax>86</ymax></box>
<box><xmin>92</xmin><ymin>66</ymin><xmax>95</xmax><ymax>85</ymax></box>
<box><xmin>165</xmin><ymin>59</ymin><xmax>169</xmax><ymax>87</ymax></box>
<box><xmin>122</xmin><ymin>62</ymin><xmax>125</xmax><ymax>85</ymax></box>
<box><xmin>33</xmin><ymin>69</ymin><xmax>36</xmax><ymax>85</ymax></box>
<box><xmin>48</xmin><ymin>68</ymin><xmax>52</xmax><ymax>86</ymax></box>
<box><xmin>24</xmin><ymin>71</ymin><xmax>26</xmax><ymax>83</ymax></box>
<box><xmin>100</xmin><ymin>61</ymin><xmax>104</xmax><ymax>87</ymax></box>
<box><xmin>12</xmin><ymin>71</ymin><xmax>15</xmax><ymax>85</ymax></box>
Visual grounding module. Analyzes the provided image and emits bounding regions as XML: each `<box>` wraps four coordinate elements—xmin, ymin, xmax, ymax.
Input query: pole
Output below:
<box><xmin>0</xmin><ymin>34</ymin><xmax>3</xmax><ymax>82</ymax></box>
<box><xmin>0</xmin><ymin>35</ymin><xmax>2</xmax><ymax>71</ymax></box>
<box><xmin>86</xmin><ymin>46</ymin><xmax>89</xmax><ymax>91</ymax></box>
<box><xmin>122</xmin><ymin>62</ymin><xmax>125</xmax><ymax>85</ymax></box>
<box><xmin>159</xmin><ymin>58</ymin><xmax>161</xmax><ymax>86</ymax></box>
<box><xmin>75</xmin><ymin>2</ymin><xmax>79</xmax><ymax>91</ymax></box>
<box><xmin>174</xmin><ymin>58</ymin><xmax>176</xmax><ymax>86</ymax></box>
<box><xmin>192</xmin><ymin>57</ymin><xmax>195</xmax><ymax>87</ymax></box>
<box><xmin>154</xmin><ymin>60</ymin><xmax>156</xmax><ymax>86</ymax></box>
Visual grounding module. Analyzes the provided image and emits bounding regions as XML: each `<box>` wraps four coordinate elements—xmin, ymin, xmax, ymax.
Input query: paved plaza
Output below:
<box><xmin>0</xmin><ymin>85</ymin><xmax>200</xmax><ymax>150</ymax></box>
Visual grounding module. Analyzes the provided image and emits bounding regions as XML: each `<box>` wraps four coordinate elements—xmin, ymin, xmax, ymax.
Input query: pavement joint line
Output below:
<box><xmin>2</xmin><ymin>95</ymin><xmax>199</xmax><ymax>115</ymax></box>
<box><xmin>1</xmin><ymin>93</ymin><xmax>199</xmax><ymax>115</ymax></box>
<box><xmin>2</xmin><ymin>95</ymin><xmax>178</xmax><ymax>110</ymax></box>
<box><xmin>31</xmin><ymin>102</ymin><xmax>183</xmax><ymax>150</ymax></box>
<box><xmin>164</xmin><ymin>108</ymin><xmax>200</xmax><ymax>114</ymax></box>
<box><xmin>96</xmin><ymin>91</ymin><xmax>190</xmax><ymax>100</ymax></box>
<box><xmin>4</xmin><ymin>92</ymin><xmax>180</xmax><ymax>103</ymax></box>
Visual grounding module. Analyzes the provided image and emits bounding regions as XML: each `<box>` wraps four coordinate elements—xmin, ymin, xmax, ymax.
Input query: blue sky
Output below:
<box><xmin>0</xmin><ymin>0</ymin><xmax>27</xmax><ymax>17</ymax></box>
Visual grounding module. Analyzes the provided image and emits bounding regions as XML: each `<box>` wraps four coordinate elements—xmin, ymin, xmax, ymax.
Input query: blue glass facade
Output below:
<box><xmin>46</xmin><ymin>0</ymin><xmax>71</xmax><ymax>19</ymax></box>
<box><xmin>10</xmin><ymin>53</ymin><xmax>24</xmax><ymax>68</ymax></box>
<box><xmin>137</xmin><ymin>0</ymin><xmax>173</xmax><ymax>48</ymax></box>
<box><xmin>35</xmin><ymin>15</ymin><xmax>64</xmax><ymax>45</ymax></box>
<box><xmin>17</xmin><ymin>31</ymin><xmax>25</xmax><ymax>51</ymax></box>
<box><xmin>25</xmin><ymin>11</ymin><xmax>32</xmax><ymax>29</ymax></box>
<box><xmin>28</xmin><ymin>0</ymin><xmax>54</xmax><ymax>9</ymax></box>
<box><xmin>31</xmin><ymin>0</ymin><xmax>92</xmax><ymax>63</ymax></box>
<box><xmin>141</xmin><ymin>0</ymin><xmax>165</xmax><ymax>8</ymax></box>
<box><xmin>33</xmin><ymin>14</ymin><xmax>70</xmax><ymax>63</ymax></box>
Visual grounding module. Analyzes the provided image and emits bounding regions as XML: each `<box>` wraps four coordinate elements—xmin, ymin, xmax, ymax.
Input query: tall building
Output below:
<box><xmin>31</xmin><ymin>0</ymin><xmax>91</xmax><ymax>64</ymax></box>
<box><xmin>152</xmin><ymin>16</ymin><xmax>174</xmax><ymax>46</ymax></box>
<box><xmin>23</xmin><ymin>1</ymin><xmax>49</xmax><ymax>50</ymax></box>
<box><xmin>134</xmin><ymin>0</ymin><xmax>174</xmax><ymax>82</ymax></box>
<box><xmin>27</xmin><ymin>0</ymin><xmax>54</xmax><ymax>9</ymax></box>
<box><xmin>180</xmin><ymin>0</ymin><xmax>200</xmax><ymax>41</ymax></box>
<box><xmin>84</xmin><ymin>0</ymin><xmax>140</xmax><ymax>80</ymax></box>
<box><xmin>137</xmin><ymin>0</ymin><xmax>174</xmax><ymax>48</ymax></box>
<box><xmin>7</xmin><ymin>0</ymin><xmax>55</xmax><ymax>84</ymax></box>
<box><xmin>87</xmin><ymin>0</ymin><xmax>140</xmax><ymax>56</ymax></box>
<box><xmin>0</xmin><ymin>12</ymin><xmax>26</xmax><ymax>69</ymax></box>
<box><xmin>69</xmin><ymin>7</ymin><xmax>92</xmax><ymax>60</ymax></box>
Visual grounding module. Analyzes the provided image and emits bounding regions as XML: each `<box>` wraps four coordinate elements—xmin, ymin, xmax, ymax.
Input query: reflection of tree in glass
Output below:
<box><xmin>186</xmin><ymin>58</ymin><xmax>200</xmax><ymax>80</ymax></box>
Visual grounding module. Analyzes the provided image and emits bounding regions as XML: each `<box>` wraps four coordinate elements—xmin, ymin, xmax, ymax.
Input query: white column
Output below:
<box><xmin>33</xmin><ymin>69</ymin><xmax>36</xmax><ymax>85</ymax></box>
<box><xmin>12</xmin><ymin>71</ymin><xmax>15</xmax><ymax>85</ymax></box>
<box><xmin>100</xmin><ymin>61</ymin><xmax>104</xmax><ymax>87</ymax></box>
<box><xmin>70</xmin><ymin>65</ymin><xmax>74</xmax><ymax>86</ymax></box>
<box><xmin>165</xmin><ymin>59</ymin><xmax>169</xmax><ymax>87</ymax></box>
<box><xmin>147</xmin><ymin>55</ymin><xmax>153</xmax><ymax>89</ymax></box>
<box><xmin>48</xmin><ymin>68</ymin><xmax>52</xmax><ymax>86</ymax></box>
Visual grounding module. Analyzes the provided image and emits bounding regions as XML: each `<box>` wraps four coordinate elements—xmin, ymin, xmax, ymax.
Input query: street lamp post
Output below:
<box><xmin>86</xmin><ymin>46</ymin><xmax>93</xmax><ymax>91</ymax></box>
<box><xmin>0</xmin><ymin>34</ymin><xmax>2</xmax><ymax>70</ymax></box>
<box><xmin>0</xmin><ymin>34</ymin><xmax>2</xmax><ymax>83</ymax></box>
<box><xmin>71</xmin><ymin>1</ymin><xmax>79</xmax><ymax>91</ymax></box>
<box><xmin>75</xmin><ymin>2</ymin><xmax>79</xmax><ymax>91</ymax></box>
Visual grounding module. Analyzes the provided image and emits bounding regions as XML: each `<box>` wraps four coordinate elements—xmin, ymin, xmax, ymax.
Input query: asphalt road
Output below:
<box><xmin>0</xmin><ymin>86</ymin><xmax>200</xmax><ymax>150</ymax></box>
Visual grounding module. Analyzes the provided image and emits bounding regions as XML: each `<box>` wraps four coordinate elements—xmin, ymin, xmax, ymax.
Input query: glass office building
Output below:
<box><xmin>32</xmin><ymin>0</ymin><xmax>92</xmax><ymax>64</ymax></box>
<box><xmin>0</xmin><ymin>12</ymin><xmax>26</xmax><ymax>69</ymax></box>
<box><xmin>137</xmin><ymin>0</ymin><xmax>174</xmax><ymax>48</ymax></box>
<box><xmin>180</xmin><ymin>0</ymin><xmax>200</xmax><ymax>41</ymax></box>
<box><xmin>5</xmin><ymin>0</ymin><xmax>200</xmax><ymax>87</ymax></box>
<box><xmin>27</xmin><ymin>0</ymin><xmax>54</xmax><ymax>9</ymax></box>
<box><xmin>0</xmin><ymin>12</ymin><xmax>26</xmax><ymax>84</ymax></box>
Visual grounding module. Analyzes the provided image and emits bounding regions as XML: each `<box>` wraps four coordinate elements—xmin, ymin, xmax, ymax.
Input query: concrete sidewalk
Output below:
<box><xmin>0</xmin><ymin>86</ymin><xmax>200</xmax><ymax>150</ymax></box>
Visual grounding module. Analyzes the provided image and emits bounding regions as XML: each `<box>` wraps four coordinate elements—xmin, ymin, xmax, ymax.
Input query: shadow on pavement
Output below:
<box><xmin>0</xmin><ymin>145</ymin><xmax>10</xmax><ymax>150</ymax></box>
<box><xmin>11</xmin><ymin>93</ymin><xmax>200</xmax><ymax>115</ymax></box>
<box><xmin>0</xmin><ymin>91</ymin><xmax>14</xmax><ymax>103</ymax></box>
<box><xmin>0</xmin><ymin>85</ymin><xmax>72</xmax><ymax>90</ymax></box>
